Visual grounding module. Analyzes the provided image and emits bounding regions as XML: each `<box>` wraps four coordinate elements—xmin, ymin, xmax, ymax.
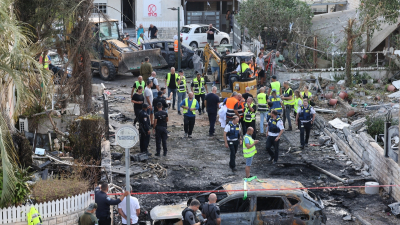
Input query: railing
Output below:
<box><xmin>0</xmin><ymin>191</ymin><xmax>94</xmax><ymax>224</ymax></box>
<box><xmin>135</xmin><ymin>21</ymin><xmax>184</xmax><ymax>28</ymax></box>
<box><xmin>303</xmin><ymin>0</ymin><xmax>348</xmax><ymax>5</ymax></box>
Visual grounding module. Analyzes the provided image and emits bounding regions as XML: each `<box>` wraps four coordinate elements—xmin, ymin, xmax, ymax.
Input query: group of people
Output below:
<box><xmin>84</xmin><ymin>182</ymin><xmax>221</xmax><ymax>225</ymax></box>
<box><xmin>123</xmin><ymin>24</ymin><xmax>158</xmax><ymax>50</ymax></box>
<box><xmin>221</xmin><ymin>74</ymin><xmax>316</xmax><ymax>177</ymax></box>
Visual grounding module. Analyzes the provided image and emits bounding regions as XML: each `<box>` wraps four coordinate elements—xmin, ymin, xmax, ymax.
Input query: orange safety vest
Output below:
<box><xmin>174</xmin><ymin>40</ymin><xmax>179</xmax><ymax>52</ymax></box>
<box><xmin>249</xmin><ymin>64</ymin><xmax>258</xmax><ymax>77</ymax></box>
<box><xmin>226</xmin><ymin>97</ymin><xmax>239</xmax><ymax>118</ymax></box>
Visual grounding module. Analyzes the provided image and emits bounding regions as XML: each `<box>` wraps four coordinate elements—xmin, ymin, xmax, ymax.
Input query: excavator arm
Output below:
<box><xmin>202</xmin><ymin>44</ymin><xmax>226</xmax><ymax>83</ymax></box>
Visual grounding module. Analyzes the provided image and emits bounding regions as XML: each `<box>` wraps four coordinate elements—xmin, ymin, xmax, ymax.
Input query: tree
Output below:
<box><xmin>236</xmin><ymin>0</ymin><xmax>313</xmax><ymax>45</ymax></box>
<box><xmin>0</xmin><ymin>0</ymin><xmax>51</xmax><ymax>207</ymax></box>
<box><xmin>344</xmin><ymin>0</ymin><xmax>400</xmax><ymax>86</ymax></box>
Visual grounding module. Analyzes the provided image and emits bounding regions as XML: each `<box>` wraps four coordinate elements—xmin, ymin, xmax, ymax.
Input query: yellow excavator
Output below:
<box><xmin>88</xmin><ymin>18</ymin><xmax>167</xmax><ymax>80</ymax></box>
<box><xmin>202</xmin><ymin>44</ymin><xmax>257</xmax><ymax>99</ymax></box>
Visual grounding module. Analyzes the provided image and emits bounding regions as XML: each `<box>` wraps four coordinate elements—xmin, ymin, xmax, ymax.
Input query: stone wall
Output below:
<box><xmin>320</xmin><ymin>120</ymin><xmax>400</xmax><ymax>201</ymax></box>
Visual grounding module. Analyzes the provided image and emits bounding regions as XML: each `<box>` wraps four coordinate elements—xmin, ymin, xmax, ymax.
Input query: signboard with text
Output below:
<box><xmin>116</xmin><ymin>126</ymin><xmax>139</xmax><ymax>149</ymax></box>
<box><xmin>144</xmin><ymin>0</ymin><xmax>162</xmax><ymax>18</ymax></box>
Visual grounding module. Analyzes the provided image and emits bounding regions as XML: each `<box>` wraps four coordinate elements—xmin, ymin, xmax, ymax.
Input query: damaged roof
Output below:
<box><xmin>223</xmin><ymin>178</ymin><xmax>305</xmax><ymax>195</ymax></box>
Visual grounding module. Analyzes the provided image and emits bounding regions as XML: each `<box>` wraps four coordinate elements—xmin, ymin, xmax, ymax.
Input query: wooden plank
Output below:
<box><xmin>314</xmin><ymin>108</ymin><xmax>337</xmax><ymax>113</ymax></box>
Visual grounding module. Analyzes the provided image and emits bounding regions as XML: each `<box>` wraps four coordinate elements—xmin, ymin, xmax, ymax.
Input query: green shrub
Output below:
<box><xmin>365</xmin><ymin>116</ymin><xmax>399</xmax><ymax>139</ymax></box>
<box><xmin>0</xmin><ymin>167</ymin><xmax>31</xmax><ymax>207</ymax></box>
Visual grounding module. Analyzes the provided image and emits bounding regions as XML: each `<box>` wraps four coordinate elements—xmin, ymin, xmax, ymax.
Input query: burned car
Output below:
<box><xmin>150</xmin><ymin>179</ymin><xmax>327</xmax><ymax>225</ymax></box>
<box><xmin>143</xmin><ymin>39</ymin><xmax>195</xmax><ymax>69</ymax></box>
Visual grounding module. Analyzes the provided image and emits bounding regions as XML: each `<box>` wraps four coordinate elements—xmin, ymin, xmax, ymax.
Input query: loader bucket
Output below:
<box><xmin>118</xmin><ymin>48</ymin><xmax>168</xmax><ymax>74</ymax></box>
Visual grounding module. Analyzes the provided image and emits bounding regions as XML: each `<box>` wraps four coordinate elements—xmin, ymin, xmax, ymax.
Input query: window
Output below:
<box><xmin>167</xmin><ymin>42</ymin><xmax>174</xmax><ymax>51</ymax></box>
<box><xmin>150</xmin><ymin>43</ymin><xmax>165</xmax><ymax>49</ymax></box>
<box><xmin>181</xmin><ymin>27</ymin><xmax>191</xmax><ymax>34</ymax></box>
<box><xmin>194</xmin><ymin>28</ymin><xmax>201</xmax><ymax>33</ymax></box>
<box><xmin>93</xmin><ymin>3</ymin><xmax>107</xmax><ymax>14</ymax></box>
<box><xmin>287</xmin><ymin>198</ymin><xmax>299</xmax><ymax>206</ymax></box>
<box><xmin>219</xmin><ymin>198</ymin><xmax>250</xmax><ymax>213</ymax></box>
<box><xmin>99</xmin><ymin>21</ymin><xmax>119</xmax><ymax>40</ymax></box>
<box><xmin>257</xmin><ymin>197</ymin><xmax>286</xmax><ymax>211</ymax></box>
<box><xmin>201</xmin><ymin>27</ymin><xmax>209</xmax><ymax>33</ymax></box>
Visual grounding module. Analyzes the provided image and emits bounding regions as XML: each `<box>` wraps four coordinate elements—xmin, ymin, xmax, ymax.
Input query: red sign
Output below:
<box><xmin>148</xmin><ymin>4</ymin><xmax>157</xmax><ymax>17</ymax></box>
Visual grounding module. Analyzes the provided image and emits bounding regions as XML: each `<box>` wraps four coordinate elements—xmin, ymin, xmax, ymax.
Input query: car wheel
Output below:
<box><xmin>190</xmin><ymin>42</ymin><xmax>198</xmax><ymax>48</ymax></box>
<box><xmin>188</xmin><ymin>59</ymin><xmax>194</xmax><ymax>69</ymax></box>
<box><xmin>99</xmin><ymin>61</ymin><xmax>117</xmax><ymax>81</ymax></box>
<box><xmin>220</xmin><ymin>38</ymin><xmax>229</xmax><ymax>45</ymax></box>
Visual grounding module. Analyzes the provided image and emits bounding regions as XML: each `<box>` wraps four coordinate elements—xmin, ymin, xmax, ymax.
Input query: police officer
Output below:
<box><xmin>266</xmin><ymin>110</ymin><xmax>284</xmax><ymax>164</ymax></box>
<box><xmin>153</xmin><ymin>102</ymin><xmax>168</xmax><ymax>156</ymax></box>
<box><xmin>138</xmin><ymin>103</ymin><xmax>151</xmax><ymax>156</ymax></box>
<box><xmin>243</xmin><ymin>97</ymin><xmax>257</xmax><ymax>139</ymax></box>
<box><xmin>95</xmin><ymin>183</ymin><xmax>129</xmax><ymax>225</ymax></box>
<box><xmin>201</xmin><ymin>194</ymin><xmax>221</xmax><ymax>225</ymax></box>
<box><xmin>182</xmin><ymin>199</ymin><xmax>201</xmax><ymax>225</ymax></box>
<box><xmin>295</xmin><ymin>98</ymin><xmax>316</xmax><ymax>149</ymax></box>
<box><xmin>224</xmin><ymin>116</ymin><xmax>242</xmax><ymax>172</ymax></box>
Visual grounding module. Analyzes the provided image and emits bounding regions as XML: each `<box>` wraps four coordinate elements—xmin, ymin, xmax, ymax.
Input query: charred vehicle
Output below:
<box><xmin>150</xmin><ymin>179</ymin><xmax>327</xmax><ymax>225</ymax></box>
<box><xmin>142</xmin><ymin>39</ymin><xmax>195</xmax><ymax>69</ymax></box>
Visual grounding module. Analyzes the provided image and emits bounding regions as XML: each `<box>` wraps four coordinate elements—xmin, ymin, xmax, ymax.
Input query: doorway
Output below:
<box><xmin>122</xmin><ymin>0</ymin><xmax>134</xmax><ymax>28</ymax></box>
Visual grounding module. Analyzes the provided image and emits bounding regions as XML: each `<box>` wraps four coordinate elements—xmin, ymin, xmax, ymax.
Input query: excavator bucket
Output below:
<box><xmin>118</xmin><ymin>48</ymin><xmax>168</xmax><ymax>74</ymax></box>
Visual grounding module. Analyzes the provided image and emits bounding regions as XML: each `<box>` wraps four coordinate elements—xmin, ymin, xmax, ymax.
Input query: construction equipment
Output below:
<box><xmin>202</xmin><ymin>44</ymin><xmax>257</xmax><ymax>99</ymax></box>
<box><xmin>89</xmin><ymin>18</ymin><xmax>167</xmax><ymax>80</ymax></box>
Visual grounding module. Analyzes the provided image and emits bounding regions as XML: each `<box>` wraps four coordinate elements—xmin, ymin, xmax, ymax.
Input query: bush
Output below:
<box><xmin>0</xmin><ymin>167</ymin><xmax>31</xmax><ymax>207</ymax></box>
<box><xmin>31</xmin><ymin>177</ymin><xmax>88</xmax><ymax>203</ymax></box>
<box><xmin>365</xmin><ymin>116</ymin><xmax>399</xmax><ymax>139</ymax></box>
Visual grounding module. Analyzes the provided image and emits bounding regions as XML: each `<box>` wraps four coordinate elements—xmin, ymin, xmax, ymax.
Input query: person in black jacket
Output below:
<box><xmin>153</xmin><ymin>102</ymin><xmax>169</xmax><ymax>156</ymax></box>
<box><xmin>95</xmin><ymin>183</ymin><xmax>129</xmax><ymax>225</ymax></box>
<box><xmin>153</xmin><ymin>91</ymin><xmax>169</xmax><ymax>113</ymax></box>
<box><xmin>138</xmin><ymin>103</ymin><xmax>151</xmax><ymax>156</ymax></box>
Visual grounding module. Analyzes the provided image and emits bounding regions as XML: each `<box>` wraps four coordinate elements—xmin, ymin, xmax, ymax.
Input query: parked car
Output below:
<box><xmin>142</xmin><ymin>39</ymin><xmax>195</xmax><ymax>68</ymax></box>
<box><xmin>180</xmin><ymin>24</ymin><xmax>230</xmax><ymax>49</ymax></box>
<box><xmin>150</xmin><ymin>179</ymin><xmax>327</xmax><ymax>225</ymax></box>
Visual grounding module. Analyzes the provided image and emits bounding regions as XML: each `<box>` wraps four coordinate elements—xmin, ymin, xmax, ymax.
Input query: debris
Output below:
<box><xmin>339</xmin><ymin>92</ymin><xmax>347</xmax><ymax>99</ymax></box>
<box><xmin>328</xmin><ymin>118</ymin><xmax>350</xmax><ymax>129</ymax></box>
<box><xmin>346</xmin><ymin>161</ymin><xmax>353</xmax><ymax>166</ymax></box>
<box><xmin>130</xmin><ymin>153</ymin><xmax>149</xmax><ymax>162</ymax></box>
<box><xmin>35</xmin><ymin>147</ymin><xmax>45</xmax><ymax>155</ymax></box>
<box><xmin>316</xmin><ymin>180</ymin><xmax>324</xmax><ymax>185</ymax></box>
<box><xmin>388</xmin><ymin>91</ymin><xmax>400</xmax><ymax>98</ymax></box>
<box><xmin>337</xmin><ymin>80</ymin><xmax>345</xmax><ymax>85</ymax></box>
<box><xmin>343</xmin><ymin>214</ymin><xmax>352</xmax><ymax>221</ymax></box>
<box><xmin>333</xmin><ymin>143</ymin><xmax>339</xmax><ymax>153</ymax></box>
<box><xmin>38</xmin><ymin>161</ymin><xmax>52</xmax><ymax>169</ymax></box>
<box><xmin>143</xmin><ymin>163</ymin><xmax>167</xmax><ymax>178</ymax></box>
<box><xmin>365</xmin><ymin>103</ymin><xmax>393</xmax><ymax>110</ymax></box>
<box><xmin>329</xmin><ymin>99</ymin><xmax>338</xmax><ymax>106</ymax></box>
<box><xmin>111</xmin><ymin>165</ymin><xmax>150</xmax><ymax>176</ymax></box>
<box><xmin>314</xmin><ymin>108</ymin><xmax>337</xmax><ymax>113</ymax></box>
<box><xmin>388</xmin><ymin>202</ymin><xmax>400</xmax><ymax>216</ymax></box>
<box><xmin>318</xmin><ymin>136</ymin><xmax>331</xmax><ymax>145</ymax></box>
<box><xmin>362</xmin><ymin>171</ymin><xmax>370</xmax><ymax>176</ymax></box>
<box><xmin>347</xmin><ymin>110</ymin><xmax>355</xmax><ymax>117</ymax></box>
<box><xmin>111</xmin><ymin>152</ymin><xmax>123</xmax><ymax>160</ymax></box>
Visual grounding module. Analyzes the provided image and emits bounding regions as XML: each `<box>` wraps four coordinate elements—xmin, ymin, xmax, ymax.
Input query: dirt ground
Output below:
<box><xmin>92</xmin><ymin>69</ymin><xmax>400</xmax><ymax>225</ymax></box>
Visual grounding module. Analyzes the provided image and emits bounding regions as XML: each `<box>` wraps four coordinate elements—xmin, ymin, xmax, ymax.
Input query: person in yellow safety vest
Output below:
<box><xmin>165</xmin><ymin>67</ymin><xmax>179</xmax><ymax>110</ymax></box>
<box><xmin>243</xmin><ymin>126</ymin><xmax>259</xmax><ymax>178</ymax></box>
<box><xmin>131</xmin><ymin>75</ymin><xmax>146</xmax><ymax>95</ymax></box>
<box><xmin>268</xmin><ymin>75</ymin><xmax>281</xmax><ymax>96</ymax></box>
<box><xmin>137</xmin><ymin>33</ymin><xmax>144</xmax><ymax>50</ymax></box>
<box><xmin>293</xmin><ymin>90</ymin><xmax>303</xmax><ymax>128</ymax></box>
<box><xmin>177</xmin><ymin>69</ymin><xmax>188</xmax><ymax>115</ymax></box>
<box><xmin>27</xmin><ymin>206</ymin><xmax>42</xmax><ymax>225</ymax></box>
<box><xmin>191</xmin><ymin>73</ymin><xmax>208</xmax><ymax>115</ymax></box>
<box><xmin>39</xmin><ymin>50</ymin><xmax>51</xmax><ymax>70</ymax></box>
<box><xmin>301</xmin><ymin>85</ymin><xmax>313</xmax><ymax>105</ymax></box>
<box><xmin>243</xmin><ymin>97</ymin><xmax>257</xmax><ymax>139</ymax></box>
<box><xmin>180</xmin><ymin>92</ymin><xmax>199</xmax><ymax>138</ymax></box>
<box><xmin>281</xmin><ymin>81</ymin><xmax>295</xmax><ymax>131</ymax></box>
<box><xmin>257</xmin><ymin>87</ymin><xmax>268</xmax><ymax>134</ymax></box>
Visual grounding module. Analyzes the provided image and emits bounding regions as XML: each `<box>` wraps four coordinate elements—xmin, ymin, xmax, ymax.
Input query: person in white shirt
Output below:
<box><xmin>118</xmin><ymin>194</ymin><xmax>140</xmax><ymax>225</ymax></box>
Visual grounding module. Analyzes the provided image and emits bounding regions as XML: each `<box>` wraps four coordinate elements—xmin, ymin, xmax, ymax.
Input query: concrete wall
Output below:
<box><xmin>136</xmin><ymin>0</ymin><xmax>183</xmax><ymax>27</ymax></box>
<box><xmin>278</xmin><ymin>69</ymin><xmax>391</xmax><ymax>82</ymax></box>
<box><xmin>347</xmin><ymin>0</ymin><xmax>360</xmax><ymax>10</ymax></box>
<box><xmin>93</xmin><ymin>0</ymin><xmax>122</xmax><ymax>25</ymax></box>
<box><xmin>324</xmin><ymin>128</ymin><xmax>400</xmax><ymax>201</ymax></box>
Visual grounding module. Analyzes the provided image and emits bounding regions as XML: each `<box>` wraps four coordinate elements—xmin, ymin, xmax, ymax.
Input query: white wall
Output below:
<box><xmin>136</xmin><ymin>0</ymin><xmax>184</xmax><ymax>28</ymax></box>
<box><xmin>347</xmin><ymin>0</ymin><xmax>361</xmax><ymax>10</ymax></box>
<box><xmin>93</xmin><ymin>0</ymin><xmax>122</xmax><ymax>25</ymax></box>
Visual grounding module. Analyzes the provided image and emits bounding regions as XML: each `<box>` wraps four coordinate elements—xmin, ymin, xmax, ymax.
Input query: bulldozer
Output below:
<box><xmin>89</xmin><ymin>18</ymin><xmax>167</xmax><ymax>80</ymax></box>
<box><xmin>202</xmin><ymin>43</ymin><xmax>257</xmax><ymax>99</ymax></box>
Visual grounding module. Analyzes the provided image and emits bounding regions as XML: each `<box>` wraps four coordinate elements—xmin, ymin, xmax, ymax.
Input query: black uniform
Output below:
<box><xmin>153</xmin><ymin>96</ymin><xmax>169</xmax><ymax>113</ymax></box>
<box><xmin>182</xmin><ymin>207</ymin><xmax>199</xmax><ymax>225</ymax></box>
<box><xmin>154</xmin><ymin>110</ymin><xmax>168</xmax><ymax>155</ymax></box>
<box><xmin>201</xmin><ymin>203</ymin><xmax>221</xmax><ymax>225</ymax></box>
<box><xmin>138</xmin><ymin>110</ymin><xmax>151</xmax><ymax>153</ymax></box>
<box><xmin>94</xmin><ymin>187</ymin><xmax>121</xmax><ymax>225</ymax></box>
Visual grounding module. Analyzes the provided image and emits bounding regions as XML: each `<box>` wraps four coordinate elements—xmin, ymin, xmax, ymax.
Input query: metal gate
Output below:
<box><xmin>186</xmin><ymin>11</ymin><xmax>221</xmax><ymax>29</ymax></box>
